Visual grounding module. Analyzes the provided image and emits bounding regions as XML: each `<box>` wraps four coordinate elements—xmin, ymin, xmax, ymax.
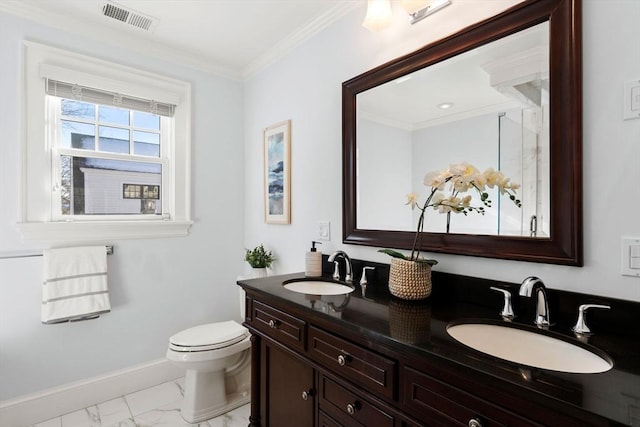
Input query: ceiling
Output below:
<box><xmin>358</xmin><ymin>21</ymin><xmax>549</xmax><ymax>128</ymax></box>
<box><xmin>0</xmin><ymin>0</ymin><xmax>361</xmax><ymax>79</ymax></box>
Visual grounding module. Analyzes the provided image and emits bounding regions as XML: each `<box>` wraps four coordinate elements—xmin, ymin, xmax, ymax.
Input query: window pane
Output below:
<box><xmin>61</xmin><ymin>121</ymin><xmax>95</xmax><ymax>149</ymax></box>
<box><xmin>133</xmin><ymin>111</ymin><xmax>160</xmax><ymax>130</ymax></box>
<box><xmin>61</xmin><ymin>99</ymin><xmax>95</xmax><ymax>120</ymax></box>
<box><xmin>133</xmin><ymin>131</ymin><xmax>160</xmax><ymax>157</ymax></box>
<box><xmin>60</xmin><ymin>155</ymin><xmax>162</xmax><ymax>215</ymax></box>
<box><xmin>99</xmin><ymin>106</ymin><xmax>129</xmax><ymax>126</ymax></box>
<box><xmin>99</xmin><ymin>126</ymin><xmax>130</xmax><ymax>154</ymax></box>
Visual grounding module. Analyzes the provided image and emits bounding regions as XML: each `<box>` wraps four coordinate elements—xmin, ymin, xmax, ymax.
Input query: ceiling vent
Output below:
<box><xmin>101</xmin><ymin>1</ymin><xmax>157</xmax><ymax>32</ymax></box>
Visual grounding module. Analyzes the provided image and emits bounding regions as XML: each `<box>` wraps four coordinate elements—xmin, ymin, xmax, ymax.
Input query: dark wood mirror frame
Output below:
<box><xmin>342</xmin><ymin>0</ymin><xmax>582</xmax><ymax>266</ymax></box>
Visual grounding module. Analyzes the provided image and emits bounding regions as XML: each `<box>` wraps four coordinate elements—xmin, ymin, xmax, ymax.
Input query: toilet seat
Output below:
<box><xmin>169</xmin><ymin>320</ymin><xmax>249</xmax><ymax>352</ymax></box>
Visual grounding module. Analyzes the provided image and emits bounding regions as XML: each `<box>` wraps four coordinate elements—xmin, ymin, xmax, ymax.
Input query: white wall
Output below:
<box><xmin>244</xmin><ymin>0</ymin><xmax>640</xmax><ymax>302</ymax></box>
<box><xmin>358</xmin><ymin>118</ymin><xmax>412</xmax><ymax>230</ymax></box>
<box><xmin>0</xmin><ymin>12</ymin><xmax>245</xmax><ymax>401</ymax></box>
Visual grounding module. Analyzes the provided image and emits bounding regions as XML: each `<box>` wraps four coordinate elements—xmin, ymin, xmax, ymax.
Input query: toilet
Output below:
<box><xmin>166</xmin><ymin>320</ymin><xmax>251</xmax><ymax>423</ymax></box>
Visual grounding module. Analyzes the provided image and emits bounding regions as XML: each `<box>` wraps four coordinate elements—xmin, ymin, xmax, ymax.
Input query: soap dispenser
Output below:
<box><xmin>305</xmin><ymin>241</ymin><xmax>322</xmax><ymax>277</ymax></box>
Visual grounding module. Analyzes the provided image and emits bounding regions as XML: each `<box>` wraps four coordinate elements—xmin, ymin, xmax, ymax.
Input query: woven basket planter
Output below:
<box><xmin>388</xmin><ymin>258</ymin><xmax>432</xmax><ymax>300</ymax></box>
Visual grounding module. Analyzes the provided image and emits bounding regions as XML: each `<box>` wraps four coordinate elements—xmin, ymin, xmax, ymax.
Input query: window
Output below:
<box><xmin>20</xmin><ymin>42</ymin><xmax>192</xmax><ymax>242</ymax></box>
<box><xmin>49</xmin><ymin>90</ymin><xmax>168</xmax><ymax>218</ymax></box>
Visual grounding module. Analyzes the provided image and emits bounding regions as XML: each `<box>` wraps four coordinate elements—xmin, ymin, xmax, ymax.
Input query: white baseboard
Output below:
<box><xmin>0</xmin><ymin>358</ymin><xmax>183</xmax><ymax>427</ymax></box>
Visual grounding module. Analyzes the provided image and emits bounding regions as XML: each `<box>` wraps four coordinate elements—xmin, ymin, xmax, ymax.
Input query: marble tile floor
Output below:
<box><xmin>32</xmin><ymin>379</ymin><xmax>250</xmax><ymax>427</ymax></box>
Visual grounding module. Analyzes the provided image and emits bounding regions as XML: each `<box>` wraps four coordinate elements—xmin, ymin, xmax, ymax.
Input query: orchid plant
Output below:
<box><xmin>379</xmin><ymin>162</ymin><xmax>521</xmax><ymax>265</ymax></box>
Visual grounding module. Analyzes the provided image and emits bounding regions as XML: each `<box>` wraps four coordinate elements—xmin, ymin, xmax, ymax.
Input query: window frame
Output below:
<box><xmin>20</xmin><ymin>41</ymin><xmax>192</xmax><ymax>242</ymax></box>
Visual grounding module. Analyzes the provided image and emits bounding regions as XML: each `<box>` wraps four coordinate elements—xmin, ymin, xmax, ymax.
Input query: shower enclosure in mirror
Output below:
<box><xmin>343</xmin><ymin>0</ymin><xmax>582</xmax><ymax>266</ymax></box>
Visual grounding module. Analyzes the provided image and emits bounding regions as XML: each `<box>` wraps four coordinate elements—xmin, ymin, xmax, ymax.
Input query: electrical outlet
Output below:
<box><xmin>318</xmin><ymin>221</ymin><xmax>331</xmax><ymax>241</ymax></box>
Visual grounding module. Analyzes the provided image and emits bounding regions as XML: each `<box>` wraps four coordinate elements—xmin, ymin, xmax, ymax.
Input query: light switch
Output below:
<box><xmin>623</xmin><ymin>79</ymin><xmax>640</xmax><ymax>120</ymax></box>
<box><xmin>632</xmin><ymin>86</ymin><xmax>640</xmax><ymax>111</ymax></box>
<box><xmin>318</xmin><ymin>221</ymin><xmax>331</xmax><ymax>241</ymax></box>
<box><xmin>631</xmin><ymin>244</ymin><xmax>640</xmax><ymax>269</ymax></box>
<box><xmin>622</xmin><ymin>237</ymin><xmax>640</xmax><ymax>277</ymax></box>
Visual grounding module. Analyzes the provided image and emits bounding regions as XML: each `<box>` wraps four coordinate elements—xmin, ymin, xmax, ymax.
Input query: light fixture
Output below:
<box><xmin>400</xmin><ymin>0</ymin><xmax>452</xmax><ymax>25</ymax></box>
<box><xmin>363</xmin><ymin>0</ymin><xmax>452</xmax><ymax>32</ymax></box>
<box><xmin>362</xmin><ymin>0</ymin><xmax>393</xmax><ymax>32</ymax></box>
<box><xmin>399</xmin><ymin>0</ymin><xmax>428</xmax><ymax>15</ymax></box>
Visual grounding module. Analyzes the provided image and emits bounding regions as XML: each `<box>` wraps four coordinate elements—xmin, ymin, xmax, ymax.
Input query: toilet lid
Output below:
<box><xmin>169</xmin><ymin>320</ymin><xmax>249</xmax><ymax>352</ymax></box>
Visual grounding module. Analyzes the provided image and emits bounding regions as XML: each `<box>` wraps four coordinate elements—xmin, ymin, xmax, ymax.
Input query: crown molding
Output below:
<box><xmin>242</xmin><ymin>1</ymin><xmax>361</xmax><ymax>79</ymax></box>
<box><xmin>0</xmin><ymin>0</ymin><xmax>360</xmax><ymax>81</ymax></box>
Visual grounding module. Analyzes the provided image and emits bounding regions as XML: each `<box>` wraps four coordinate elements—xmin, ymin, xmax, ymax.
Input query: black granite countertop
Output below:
<box><xmin>237</xmin><ymin>263</ymin><xmax>640</xmax><ymax>426</ymax></box>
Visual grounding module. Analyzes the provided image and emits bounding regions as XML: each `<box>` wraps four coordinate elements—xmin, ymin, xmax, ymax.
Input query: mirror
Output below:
<box><xmin>343</xmin><ymin>0</ymin><xmax>582</xmax><ymax>266</ymax></box>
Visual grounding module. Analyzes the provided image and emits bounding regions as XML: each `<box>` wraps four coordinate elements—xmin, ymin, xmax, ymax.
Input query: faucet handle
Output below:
<box><xmin>490</xmin><ymin>287</ymin><xmax>515</xmax><ymax>320</ymax></box>
<box><xmin>360</xmin><ymin>266</ymin><xmax>375</xmax><ymax>286</ymax></box>
<box><xmin>332</xmin><ymin>261</ymin><xmax>340</xmax><ymax>281</ymax></box>
<box><xmin>572</xmin><ymin>304</ymin><xmax>610</xmax><ymax>336</ymax></box>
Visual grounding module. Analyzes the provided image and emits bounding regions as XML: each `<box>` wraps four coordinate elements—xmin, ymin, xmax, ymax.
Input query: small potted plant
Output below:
<box><xmin>245</xmin><ymin>244</ymin><xmax>275</xmax><ymax>278</ymax></box>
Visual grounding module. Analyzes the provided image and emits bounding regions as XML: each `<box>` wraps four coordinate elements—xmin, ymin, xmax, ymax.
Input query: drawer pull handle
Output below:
<box><xmin>268</xmin><ymin>319</ymin><xmax>278</xmax><ymax>329</ymax></box>
<box><xmin>346</xmin><ymin>403</ymin><xmax>358</xmax><ymax>415</ymax></box>
<box><xmin>301</xmin><ymin>389</ymin><xmax>314</xmax><ymax>401</ymax></box>
<box><xmin>337</xmin><ymin>354</ymin><xmax>348</xmax><ymax>366</ymax></box>
<box><xmin>468</xmin><ymin>418</ymin><xmax>483</xmax><ymax>427</ymax></box>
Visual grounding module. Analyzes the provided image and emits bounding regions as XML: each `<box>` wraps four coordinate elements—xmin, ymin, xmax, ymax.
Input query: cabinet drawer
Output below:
<box><xmin>251</xmin><ymin>300</ymin><xmax>306</xmax><ymax>351</ymax></box>
<box><xmin>309</xmin><ymin>326</ymin><xmax>396</xmax><ymax>400</ymax></box>
<box><xmin>404</xmin><ymin>366</ymin><xmax>539</xmax><ymax>427</ymax></box>
<box><xmin>319</xmin><ymin>374</ymin><xmax>395</xmax><ymax>427</ymax></box>
<box><xmin>319</xmin><ymin>410</ymin><xmax>342</xmax><ymax>427</ymax></box>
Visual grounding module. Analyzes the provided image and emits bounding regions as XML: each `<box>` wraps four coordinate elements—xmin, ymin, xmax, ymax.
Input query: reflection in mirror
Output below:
<box><xmin>357</xmin><ymin>22</ymin><xmax>550</xmax><ymax>238</ymax></box>
<box><xmin>343</xmin><ymin>0</ymin><xmax>583</xmax><ymax>266</ymax></box>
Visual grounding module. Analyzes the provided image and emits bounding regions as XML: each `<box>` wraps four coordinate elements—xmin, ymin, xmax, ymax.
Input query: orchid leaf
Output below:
<box><xmin>377</xmin><ymin>249</ymin><xmax>407</xmax><ymax>259</ymax></box>
<box><xmin>415</xmin><ymin>258</ymin><xmax>438</xmax><ymax>266</ymax></box>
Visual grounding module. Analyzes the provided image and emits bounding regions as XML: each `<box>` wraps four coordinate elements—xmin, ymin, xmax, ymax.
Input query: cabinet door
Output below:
<box><xmin>261</xmin><ymin>339</ymin><xmax>314</xmax><ymax>427</ymax></box>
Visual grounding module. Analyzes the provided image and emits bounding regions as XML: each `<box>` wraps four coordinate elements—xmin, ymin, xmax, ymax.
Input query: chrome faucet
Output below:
<box><xmin>518</xmin><ymin>276</ymin><xmax>551</xmax><ymax>328</ymax></box>
<box><xmin>328</xmin><ymin>250</ymin><xmax>353</xmax><ymax>283</ymax></box>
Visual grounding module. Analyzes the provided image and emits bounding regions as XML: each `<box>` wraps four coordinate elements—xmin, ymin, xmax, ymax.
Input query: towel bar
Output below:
<box><xmin>0</xmin><ymin>245</ymin><xmax>114</xmax><ymax>260</ymax></box>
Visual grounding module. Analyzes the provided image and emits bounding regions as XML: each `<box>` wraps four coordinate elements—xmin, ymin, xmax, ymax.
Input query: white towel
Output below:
<box><xmin>42</xmin><ymin>246</ymin><xmax>110</xmax><ymax>324</ymax></box>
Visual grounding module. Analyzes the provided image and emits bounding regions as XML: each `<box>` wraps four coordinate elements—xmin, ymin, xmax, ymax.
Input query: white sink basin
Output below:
<box><xmin>446</xmin><ymin>322</ymin><xmax>613</xmax><ymax>374</ymax></box>
<box><xmin>283</xmin><ymin>280</ymin><xmax>355</xmax><ymax>295</ymax></box>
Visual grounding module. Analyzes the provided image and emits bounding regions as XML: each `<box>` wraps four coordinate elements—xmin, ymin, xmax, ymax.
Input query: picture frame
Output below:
<box><xmin>263</xmin><ymin>120</ymin><xmax>291</xmax><ymax>224</ymax></box>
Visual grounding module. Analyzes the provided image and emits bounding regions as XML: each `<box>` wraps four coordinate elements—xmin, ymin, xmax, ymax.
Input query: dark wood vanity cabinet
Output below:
<box><xmin>243</xmin><ymin>290</ymin><xmax>618</xmax><ymax>427</ymax></box>
<box><xmin>246</xmin><ymin>294</ymin><xmax>404</xmax><ymax>427</ymax></box>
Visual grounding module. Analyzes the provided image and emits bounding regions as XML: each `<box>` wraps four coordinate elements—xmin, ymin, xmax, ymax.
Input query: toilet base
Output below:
<box><xmin>180</xmin><ymin>369</ymin><xmax>250</xmax><ymax>423</ymax></box>
<box><xmin>181</xmin><ymin>390</ymin><xmax>250</xmax><ymax>423</ymax></box>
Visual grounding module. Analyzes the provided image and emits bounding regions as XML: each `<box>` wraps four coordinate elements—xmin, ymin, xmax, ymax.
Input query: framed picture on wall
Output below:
<box><xmin>263</xmin><ymin>120</ymin><xmax>291</xmax><ymax>224</ymax></box>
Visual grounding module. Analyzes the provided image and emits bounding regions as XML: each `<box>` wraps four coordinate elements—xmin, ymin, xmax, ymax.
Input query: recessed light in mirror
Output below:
<box><xmin>438</xmin><ymin>102</ymin><xmax>454</xmax><ymax>109</ymax></box>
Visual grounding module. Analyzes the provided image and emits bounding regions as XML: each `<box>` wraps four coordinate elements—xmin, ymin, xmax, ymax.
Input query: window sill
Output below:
<box><xmin>17</xmin><ymin>220</ymin><xmax>193</xmax><ymax>243</ymax></box>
